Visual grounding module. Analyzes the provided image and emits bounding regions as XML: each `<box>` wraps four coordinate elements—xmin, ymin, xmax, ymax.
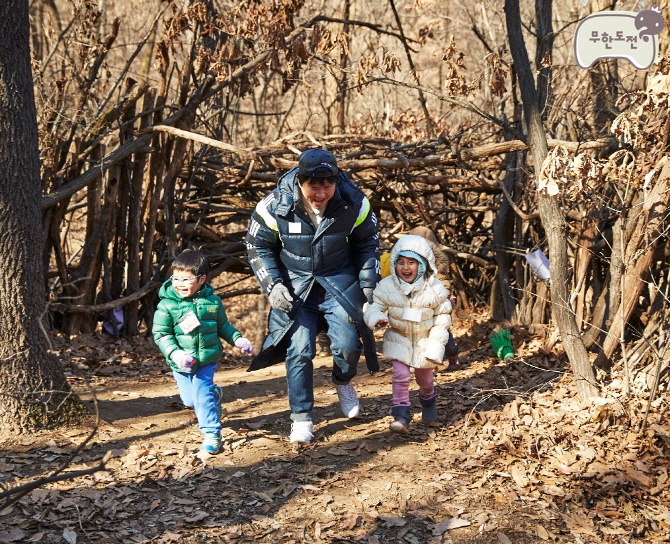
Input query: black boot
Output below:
<box><xmin>389</xmin><ymin>405</ymin><xmax>411</xmax><ymax>434</ymax></box>
<box><xmin>420</xmin><ymin>393</ymin><xmax>437</xmax><ymax>423</ymax></box>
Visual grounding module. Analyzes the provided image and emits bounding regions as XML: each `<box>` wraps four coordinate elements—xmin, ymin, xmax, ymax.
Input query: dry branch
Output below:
<box><xmin>49</xmin><ymin>281</ymin><xmax>160</xmax><ymax>314</ymax></box>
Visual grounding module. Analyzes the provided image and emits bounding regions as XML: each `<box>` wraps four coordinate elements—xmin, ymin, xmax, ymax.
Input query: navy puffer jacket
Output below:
<box><xmin>246</xmin><ymin>166</ymin><xmax>380</xmax><ymax>372</ymax></box>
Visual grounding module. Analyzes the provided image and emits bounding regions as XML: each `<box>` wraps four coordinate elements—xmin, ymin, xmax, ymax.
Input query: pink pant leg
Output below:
<box><xmin>415</xmin><ymin>368</ymin><xmax>435</xmax><ymax>399</ymax></box>
<box><xmin>392</xmin><ymin>360</ymin><xmax>411</xmax><ymax>406</ymax></box>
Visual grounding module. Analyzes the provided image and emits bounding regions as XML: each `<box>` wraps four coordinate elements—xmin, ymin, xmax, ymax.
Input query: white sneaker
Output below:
<box><xmin>336</xmin><ymin>383</ymin><xmax>360</xmax><ymax>418</ymax></box>
<box><xmin>289</xmin><ymin>420</ymin><xmax>313</xmax><ymax>444</ymax></box>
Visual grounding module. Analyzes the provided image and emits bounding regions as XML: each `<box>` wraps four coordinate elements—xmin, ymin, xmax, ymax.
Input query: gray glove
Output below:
<box><xmin>268</xmin><ymin>283</ymin><xmax>293</xmax><ymax>313</ymax></box>
<box><xmin>363</xmin><ymin>287</ymin><xmax>374</xmax><ymax>305</ymax></box>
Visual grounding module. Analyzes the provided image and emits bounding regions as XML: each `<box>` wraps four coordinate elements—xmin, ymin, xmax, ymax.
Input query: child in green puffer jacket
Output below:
<box><xmin>152</xmin><ymin>250</ymin><xmax>253</xmax><ymax>453</ymax></box>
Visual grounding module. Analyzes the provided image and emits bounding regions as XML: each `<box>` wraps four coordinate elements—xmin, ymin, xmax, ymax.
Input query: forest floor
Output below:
<box><xmin>1</xmin><ymin>308</ymin><xmax>670</xmax><ymax>543</ymax></box>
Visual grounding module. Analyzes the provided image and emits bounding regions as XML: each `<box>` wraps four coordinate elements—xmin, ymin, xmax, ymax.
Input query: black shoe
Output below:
<box><xmin>419</xmin><ymin>393</ymin><xmax>437</xmax><ymax>423</ymax></box>
<box><xmin>389</xmin><ymin>405</ymin><xmax>411</xmax><ymax>434</ymax></box>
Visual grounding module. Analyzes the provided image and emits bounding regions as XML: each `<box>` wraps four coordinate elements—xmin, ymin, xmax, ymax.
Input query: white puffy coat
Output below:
<box><xmin>364</xmin><ymin>235</ymin><xmax>452</xmax><ymax>369</ymax></box>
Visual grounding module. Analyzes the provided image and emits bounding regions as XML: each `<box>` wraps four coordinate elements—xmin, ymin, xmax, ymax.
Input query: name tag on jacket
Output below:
<box><xmin>402</xmin><ymin>308</ymin><xmax>422</xmax><ymax>322</ymax></box>
<box><xmin>179</xmin><ymin>311</ymin><xmax>201</xmax><ymax>333</ymax></box>
<box><xmin>289</xmin><ymin>222</ymin><xmax>302</xmax><ymax>234</ymax></box>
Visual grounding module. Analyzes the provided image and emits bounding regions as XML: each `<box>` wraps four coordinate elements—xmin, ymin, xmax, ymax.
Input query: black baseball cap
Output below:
<box><xmin>298</xmin><ymin>149</ymin><xmax>339</xmax><ymax>178</ymax></box>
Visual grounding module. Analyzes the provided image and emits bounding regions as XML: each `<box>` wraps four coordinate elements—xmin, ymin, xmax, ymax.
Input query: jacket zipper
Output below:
<box><xmin>408</xmin><ymin>294</ymin><xmax>415</xmax><ymax>365</ymax></box>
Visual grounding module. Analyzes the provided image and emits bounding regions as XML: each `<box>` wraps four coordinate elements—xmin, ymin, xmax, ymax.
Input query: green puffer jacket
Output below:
<box><xmin>152</xmin><ymin>280</ymin><xmax>241</xmax><ymax>373</ymax></box>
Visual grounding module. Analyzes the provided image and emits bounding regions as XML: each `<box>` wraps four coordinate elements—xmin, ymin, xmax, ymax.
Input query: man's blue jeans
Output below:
<box><xmin>286</xmin><ymin>285</ymin><xmax>362</xmax><ymax>422</ymax></box>
<box><xmin>172</xmin><ymin>363</ymin><xmax>221</xmax><ymax>436</ymax></box>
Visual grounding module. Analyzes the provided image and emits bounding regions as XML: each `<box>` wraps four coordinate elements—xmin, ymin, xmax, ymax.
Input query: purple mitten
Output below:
<box><xmin>172</xmin><ymin>350</ymin><xmax>195</xmax><ymax>371</ymax></box>
<box><xmin>234</xmin><ymin>337</ymin><xmax>253</xmax><ymax>355</ymax></box>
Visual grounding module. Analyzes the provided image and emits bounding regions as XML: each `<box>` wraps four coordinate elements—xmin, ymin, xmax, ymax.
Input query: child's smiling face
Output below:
<box><xmin>171</xmin><ymin>269</ymin><xmax>206</xmax><ymax>298</ymax></box>
<box><xmin>396</xmin><ymin>256</ymin><xmax>419</xmax><ymax>283</ymax></box>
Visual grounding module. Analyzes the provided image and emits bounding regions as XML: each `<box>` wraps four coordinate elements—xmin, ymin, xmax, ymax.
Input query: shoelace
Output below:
<box><xmin>339</xmin><ymin>385</ymin><xmax>356</xmax><ymax>401</ymax></box>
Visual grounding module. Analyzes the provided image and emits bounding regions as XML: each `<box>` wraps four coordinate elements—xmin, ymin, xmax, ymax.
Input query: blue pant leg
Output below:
<box><xmin>320</xmin><ymin>292</ymin><xmax>361</xmax><ymax>385</ymax></box>
<box><xmin>285</xmin><ymin>293</ymin><xmax>320</xmax><ymax>421</ymax></box>
<box><xmin>444</xmin><ymin>331</ymin><xmax>459</xmax><ymax>359</ymax></box>
<box><xmin>172</xmin><ymin>370</ymin><xmax>194</xmax><ymax>408</ymax></box>
<box><xmin>191</xmin><ymin>364</ymin><xmax>221</xmax><ymax>436</ymax></box>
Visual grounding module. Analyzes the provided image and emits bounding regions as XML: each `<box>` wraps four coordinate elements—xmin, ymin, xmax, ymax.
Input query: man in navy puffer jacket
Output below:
<box><xmin>246</xmin><ymin>149</ymin><xmax>380</xmax><ymax>444</ymax></box>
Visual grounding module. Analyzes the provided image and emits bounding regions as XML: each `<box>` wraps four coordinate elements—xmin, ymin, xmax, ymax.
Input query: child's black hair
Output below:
<box><xmin>172</xmin><ymin>249</ymin><xmax>208</xmax><ymax>277</ymax></box>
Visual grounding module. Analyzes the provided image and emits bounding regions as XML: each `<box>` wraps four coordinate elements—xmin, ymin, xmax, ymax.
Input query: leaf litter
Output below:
<box><xmin>0</xmin><ymin>312</ymin><xmax>668</xmax><ymax>543</ymax></box>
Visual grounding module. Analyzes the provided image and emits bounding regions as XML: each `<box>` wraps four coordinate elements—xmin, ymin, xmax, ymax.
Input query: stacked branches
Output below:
<box><xmin>29</xmin><ymin>0</ymin><xmax>670</xmax><ymax>399</ymax></box>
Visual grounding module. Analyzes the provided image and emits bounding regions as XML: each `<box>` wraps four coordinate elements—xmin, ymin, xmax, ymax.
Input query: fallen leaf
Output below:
<box><xmin>536</xmin><ymin>525</ymin><xmax>549</xmax><ymax>540</ymax></box>
<box><xmin>510</xmin><ymin>465</ymin><xmax>529</xmax><ymax>488</ymax></box>
<box><xmin>634</xmin><ymin>460</ymin><xmax>650</xmax><ymax>473</ymax></box>
<box><xmin>184</xmin><ymin>511</ymin><xmax>208</xmax><ymax>523</ymax></box>
<box><xmin>246</xmin><ymin>420</ymin><xmax>267</xmax><ymax>430</ymax></box>
<box><xmin>381</xmin><ymin>516</ymin><xmax>407</xmax><ymax>527</ymax></box>
<box><xmin>624</xmin><ymin>467</ymin><xmax>653</xmax><ymax>488</ymax></box>
<box><xmin>497</xmin><ymin>533</ymin><xmax>512</xmax><ymax>544</ymax></box>
<box><xmin>340</xmin><ymin>513</ymin><xmax>361</xmax><ymax>529</ymax></box>
<box><xmin>327</xmin><ymin>447</ymin><xmax>350</xmax><ymax>456</ymax></box>
<box><xmin>542</xmin><ymin>485</ymin><xmax>565</xmax><ymax>497</ymax></box>
<box><xmin>0</xmin><ymin>529</ymin><xmax>26</xmax><ymax>543</ymax></box>
<box><xmin>562</xmin><ymin>512</ymin><xmax>597</xmax><ymax>537</ymax></box>
<box><xmin>62</xmin><ymin>529</ymin><xmax>77</xmax><ymax>544</ymax></box>
<box><xmin>492</xmin><ymin>491</ymin><xmax>510</xmax><ymax>503</ymax></box>
<box><xmin>130</xmin><ymin>422</ymin><xmax>155</xmax><ymax>431</ymax></box>
<box><xmin>432</xmin><ymin>518</ymin><xmax>471</xmax><ymax>535</ymax></box>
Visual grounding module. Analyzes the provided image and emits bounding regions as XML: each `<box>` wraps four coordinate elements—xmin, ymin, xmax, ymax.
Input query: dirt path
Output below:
<box><xmin>1</xmin><ymin>315</ymin><xmax>669</xmax><ymax>543</ymax></box>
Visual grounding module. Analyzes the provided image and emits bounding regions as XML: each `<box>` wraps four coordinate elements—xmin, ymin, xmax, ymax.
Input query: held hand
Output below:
<box><xmin>375</xmin><ymin>319</ymin><xmax>389</xmax><ymax>330</ymax></box>
<box><xmin>172</xmin><ymin>350</ymin><xmax>195</xmax><ymax>371</ymax></box>
<box><xmin>268</xmin><ymin>283</ymin><xmax>293</xmax><ymax>313</ymax></box>
<box><xmin>362</xmin><ymin>287</ymin><xmax>375</xmax><ymax>305</ymax></box>
<box><xmin>235</xmin><ymin>337</ymin><xmax>253</xmax><ymax>355</ymax></box>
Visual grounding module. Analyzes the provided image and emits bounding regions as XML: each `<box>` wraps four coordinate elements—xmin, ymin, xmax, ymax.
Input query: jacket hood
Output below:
<box><xmin>390</xmin><ymin>235</ymin><xmax>438</xmax><ymax>283</ymax></box>
<box><xmin>158</xmin><ymin>279</ymin><xmax>214</xmax><ymax>301</ymax></box>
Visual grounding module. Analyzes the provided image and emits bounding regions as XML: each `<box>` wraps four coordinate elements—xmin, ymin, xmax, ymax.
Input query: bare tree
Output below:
<box><xmin>504</xmin><ymin>0</ymin><xmax>598</xmax><ymax>400</ymax></box>
<box><xmin>0</xmin><ymin>0</ymin><xmax>85</xmax><ymax>433</ymax></box>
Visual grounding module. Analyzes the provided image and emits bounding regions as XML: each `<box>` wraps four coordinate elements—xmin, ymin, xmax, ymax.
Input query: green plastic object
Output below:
<box><xmin>489</xmin><ymin>329</ymin><xmax>514</xmax><ymax>361</ymax></box>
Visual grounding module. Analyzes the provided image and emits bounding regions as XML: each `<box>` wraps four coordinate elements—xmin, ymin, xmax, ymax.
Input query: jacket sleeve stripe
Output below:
<box><xmin>353</xmin><ymin>197</ymin><xmax>371</xmax><ymax>228</ymax></box>
<box><xmin>255</xmin><ymin>199</ymin><xmax>278</xmax><ymax>231</ymax></box>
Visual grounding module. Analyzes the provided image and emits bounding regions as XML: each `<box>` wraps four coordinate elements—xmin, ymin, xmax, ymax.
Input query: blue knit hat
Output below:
<box><xmin>397</xmin><ymin>250</ymin><xmax>427</xmax><ymax>283</ymax></box>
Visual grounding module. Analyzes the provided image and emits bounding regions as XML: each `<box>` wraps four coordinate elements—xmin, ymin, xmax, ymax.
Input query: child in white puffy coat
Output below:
<box><xmin>364</xmin><ymin>235</ymin><xmax>452</xmax><ymax>434</ymax></box>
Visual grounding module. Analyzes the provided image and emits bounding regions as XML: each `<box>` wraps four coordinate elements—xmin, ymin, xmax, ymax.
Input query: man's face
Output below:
<box><xmin>299</xmin><ymin>178</ymin><xmax>336</xmax><ymax>211</ymax></box>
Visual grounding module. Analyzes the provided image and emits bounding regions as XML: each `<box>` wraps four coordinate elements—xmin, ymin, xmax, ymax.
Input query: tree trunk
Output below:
<box><xmin>494</xmin><ymin>147</ymin><xmax>520</xmax><ymax>321</ymax></box>
<box><xmin>535</xmin><ymin>0</ymin><xmax>554</xmax><ymax>119</ymax></box>
<box><xmin>505</xmin><ymin>0</ymin><xmax>599</xmax><ymax>400</ymax></box>
<box><xmin>0</xmin><ymin>0</ymin><xmax>85</xmax><ymax>433</ymax></box>
<box><xmin>594</xmin><ymin>161</ymin><xmax>670</xmax><ymax>368</ymax></box>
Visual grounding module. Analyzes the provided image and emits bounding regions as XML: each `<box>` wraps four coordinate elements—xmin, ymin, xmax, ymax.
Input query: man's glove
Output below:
<box><xmin>234</xmin><ymin>337</ymin><xmax>253</xmax><ymax>355</ymax></box>
<box><xmin>268</xmin><ymin>283</ymin><xmax>293</xmax><ymax>313</ymax></box>
<box><xmin>172</xmin><ymin>350</ymin><xmax>195</xmax><ymax>372</ymax></box>
<box><xmin>363</xmin><ymin>287</ymin><xmax>375</xmax><ymax>305</ymax></box>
